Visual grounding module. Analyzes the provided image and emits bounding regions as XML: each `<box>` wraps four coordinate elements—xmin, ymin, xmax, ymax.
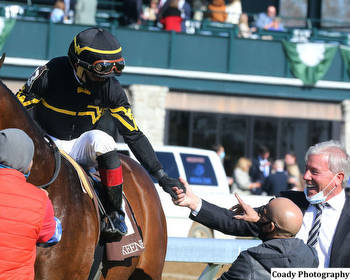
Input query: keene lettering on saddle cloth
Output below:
<box><xmin>122</xmin><ymin>240</ymin><xmax>144</xmax><ymax>255</ymax></box>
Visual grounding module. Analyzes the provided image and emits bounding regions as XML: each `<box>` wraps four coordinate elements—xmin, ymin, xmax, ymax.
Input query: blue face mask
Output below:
<box><xmin>220</xmin><ymin>151</ymin><xmax>225</xmax><ymax>160</ymax></box>
<box><xmin>304</xmin><ymin>174</ymin><xmax>338</xmax><ymax>204</ymax></box>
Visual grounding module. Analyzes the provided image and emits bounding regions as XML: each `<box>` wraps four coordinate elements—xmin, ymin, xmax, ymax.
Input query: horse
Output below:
<box><xmin>0</xmin><ymin>79</ymin><xmax>167</xmax><ymax>279</ymax></box>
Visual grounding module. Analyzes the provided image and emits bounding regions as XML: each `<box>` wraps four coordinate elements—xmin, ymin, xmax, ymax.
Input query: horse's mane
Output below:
<box><xmin>0</xmin><ymin>79</ymin><xmax>47</xmax><ymax>138</ymax></box>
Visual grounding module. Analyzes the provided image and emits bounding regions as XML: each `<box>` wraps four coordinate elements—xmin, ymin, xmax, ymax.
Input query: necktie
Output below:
<box><xmin>307</xmin><ymin>203</ymin><xmax>325</xmax><ymax>246</ymax></box>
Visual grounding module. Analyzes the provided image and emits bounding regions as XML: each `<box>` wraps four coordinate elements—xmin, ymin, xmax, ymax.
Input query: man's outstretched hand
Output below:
<box><xmin>231</xmin><ymin>193</ymin><xmax>260</xmax><ymax>223</ymax></box>
<box><xmin>172</xmin><ymin>178</ymin><xmax>201</xmax><ymax>211</ymax></box>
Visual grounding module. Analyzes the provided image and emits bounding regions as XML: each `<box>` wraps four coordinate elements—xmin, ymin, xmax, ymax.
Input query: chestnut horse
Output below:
<box><xmin>0</xmin><ymin>80</ymin><xmax>167</xmax><ymax>279</ymax></box>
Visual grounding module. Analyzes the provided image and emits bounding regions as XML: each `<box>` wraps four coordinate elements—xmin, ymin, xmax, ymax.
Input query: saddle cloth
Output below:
<box><xmin>105</xmin><ymin>196</ymin><xmax>145</xmax><ymax>261</ymax></box>
<box><xmin>59</xmin><ymin>150</ymin><xmax>144</xmax><ymax>261</ymax></box>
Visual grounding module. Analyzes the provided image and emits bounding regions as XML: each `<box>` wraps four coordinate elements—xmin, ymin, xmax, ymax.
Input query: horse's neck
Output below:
<box><xmin>0</xmin><ymin>86</ymin><xmax>55</xmax><ymax>183</ymax></box>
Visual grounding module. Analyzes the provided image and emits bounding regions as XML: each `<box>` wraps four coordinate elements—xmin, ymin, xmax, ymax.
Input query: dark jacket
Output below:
<box><xmin>263</xmin><ymin>171</ymin><xmax>288</xmax><ymax>196</ymax></box>
<box><xmin>219</xmin><ymin>238</ymin><xmax>318</xmax><ymax>280</ymax></box>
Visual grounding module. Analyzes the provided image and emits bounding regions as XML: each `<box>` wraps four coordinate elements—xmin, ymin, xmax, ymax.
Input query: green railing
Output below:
<box><xmin>2</xmin><ymin>18</ymin><xmax>350</xmax><ymax>102</ymax></box>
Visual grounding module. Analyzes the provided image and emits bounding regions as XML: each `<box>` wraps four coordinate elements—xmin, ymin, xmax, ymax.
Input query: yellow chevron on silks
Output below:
<box><xmin>110</xmin><ymin>106</ymin><xmax>138</xmax><ymax>131</ymax></box>
<box><xmin>42</xmin><ymin>100</ymin><xmax>104</xmax><ymax>124</ymax></box>
<box><xmin>78</xmin><ymin>105</ymin><xmax>104</xmax><ymax>124</ymax></box>
<box><xmin>77</xmin><ymin>87</ymin><xmax>91</xmax><ymax>95</ymax></box>
<box><xmin>74</xmin><ymin>36</ymin><xmax>122</xmax><ymax>55</ymax></box>
<box><xmin>16</xmin><ymin>92</ymin><xmax>41</xmax><ymax>107</ymax></box>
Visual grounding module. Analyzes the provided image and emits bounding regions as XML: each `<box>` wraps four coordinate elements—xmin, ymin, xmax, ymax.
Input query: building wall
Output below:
<box><xmin>166</xmin><ymin>91</ymin><xmax>342</xmax><ymax>121</ymax></box>
<box><xmin>280</xmin><ymin>0</ymin><xmax>350</xmax><ymax>27</ymax></box>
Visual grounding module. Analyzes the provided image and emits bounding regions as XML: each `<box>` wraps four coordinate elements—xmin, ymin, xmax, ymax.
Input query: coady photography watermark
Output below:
<box><xmin>271</xmin><ymin>268</ymin><xmax>350</xmax><ymax>280</ymax></box>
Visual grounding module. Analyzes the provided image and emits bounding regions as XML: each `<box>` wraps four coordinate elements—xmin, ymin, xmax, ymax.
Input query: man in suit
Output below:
<box><xmin>173</xmin><ymin>140</ymin><xmax>350</xmax><ymax>268</ymax></box>
<box><xmin>262</xmin><ymin>159</ymin><xmax>288</xmax><ymax>196</ymax></box>
<box><xmin>249</xmin><ymin>145</ymin><xmax>271</xmax><ymax>194</ymax></box>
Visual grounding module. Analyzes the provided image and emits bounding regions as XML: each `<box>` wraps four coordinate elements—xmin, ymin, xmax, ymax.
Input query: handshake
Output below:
<box><xmin>163</xmin><ymin>177</ymin><xmax>201</xmax><ymax>211</ymax></box>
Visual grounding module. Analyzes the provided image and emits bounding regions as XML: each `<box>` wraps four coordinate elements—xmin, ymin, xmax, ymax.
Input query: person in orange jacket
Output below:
<box><xmin>0</xmin><ymin>128</ymin><xmax>61</xmax><ymax>280</ymax></box>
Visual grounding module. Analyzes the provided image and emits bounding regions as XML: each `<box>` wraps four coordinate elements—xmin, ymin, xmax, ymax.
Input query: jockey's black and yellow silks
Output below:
<box><xmin>16</xmin><ymin>56</ymin><xmax>162</xmax><ymax>174</ymax></box>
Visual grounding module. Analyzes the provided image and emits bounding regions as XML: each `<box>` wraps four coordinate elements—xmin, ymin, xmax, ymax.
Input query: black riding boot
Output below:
<box><xmin>97</xmin><ymin>150</ymin><xmax>128</xmax><ymax>239</ymax></box>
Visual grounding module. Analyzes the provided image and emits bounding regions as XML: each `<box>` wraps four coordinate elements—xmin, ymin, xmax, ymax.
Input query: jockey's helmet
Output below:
<box><xmin>68</xmin><ymin>27</ymin><xmax>125</xmax><ymax>80</ymax></box>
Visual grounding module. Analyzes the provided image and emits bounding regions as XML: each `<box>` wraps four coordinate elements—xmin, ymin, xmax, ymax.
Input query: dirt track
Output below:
<box><xmin>162</xmin><ymin>262</ymin><xmax>231</xmax><ymax>280</ymax></box>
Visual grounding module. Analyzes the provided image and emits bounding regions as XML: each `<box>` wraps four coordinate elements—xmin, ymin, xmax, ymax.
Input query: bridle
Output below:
<box><xmin>37</xmin><ymin>134</ymin><xmax>61</xmax><ymax>189</ymax></box>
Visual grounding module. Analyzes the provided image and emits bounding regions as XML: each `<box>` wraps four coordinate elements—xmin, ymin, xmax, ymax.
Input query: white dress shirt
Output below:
<box><xmin>191</xmin><ymin>199</ymin><xmax>202</xmax><ymax>217</ymax></box>
<box><xmin>296</xmin><ymin>190</ymin><xmax>345</xmax><ymax>267</ymax></box>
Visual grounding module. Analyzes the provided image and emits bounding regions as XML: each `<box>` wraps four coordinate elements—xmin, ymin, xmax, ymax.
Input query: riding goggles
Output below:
<box><xmin>91</xmin><ymin>58</ymin><xmax>125</xmax><ymax>76</ymax></box>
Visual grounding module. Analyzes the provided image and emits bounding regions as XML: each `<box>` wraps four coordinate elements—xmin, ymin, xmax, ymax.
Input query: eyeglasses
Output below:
<box><xmin>258</xmin><ymin>205</ymin><xmax>274</xmax><ymax>226</ymax></box>
<box><xmin>257</xmin><ymin>205</ymin><xmax>291</xmax><ymax>234</ymax></box>
<box><xmin>91</xmin><ymin>58</ymin><xmax>125</xmax><ymax>75</ymax></box>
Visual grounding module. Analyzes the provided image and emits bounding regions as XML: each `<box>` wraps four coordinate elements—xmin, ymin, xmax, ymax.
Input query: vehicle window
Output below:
<box><xmin>180</xmin><ymin>153</ymin><xmax>218</xmax><ymax>186</ymax></box>
<box><xmin>152</xmin><ymin>152</ymin><xmax>180</xmax><ymax>183</ymax></box>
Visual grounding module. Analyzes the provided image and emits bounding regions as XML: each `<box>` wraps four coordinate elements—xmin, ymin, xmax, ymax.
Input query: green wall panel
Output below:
<box><xmin>4</xmin><ymin>21</ymin><xmax>49</xmax><ymax>59</ymax></box>
<box><xmin>115</xmin><ymin>29</ymin><xmax>170</xmax><ymax>68</ymax></box>
<box><xmin>230</xmin><ymin>39</ymin><xmax>287</xmax><ymax>77</ymax></box>
<box><xmin>171</xmin><ymin>33</ymin><xmax>229</xmax><ymax>72</ymax></box>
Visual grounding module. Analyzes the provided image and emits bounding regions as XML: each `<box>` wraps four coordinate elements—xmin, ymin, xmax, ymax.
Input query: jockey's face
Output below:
<box><xmin>85</xmin><ymin>70</ymin><xmax>106</xmax><ymax>82</ymax></box>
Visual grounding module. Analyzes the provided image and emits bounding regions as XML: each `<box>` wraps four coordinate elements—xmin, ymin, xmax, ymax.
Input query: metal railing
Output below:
<box><xmin>165</xmin><ymin>237</ymin><xmax>261</xmax><ymax>280</ymax></box>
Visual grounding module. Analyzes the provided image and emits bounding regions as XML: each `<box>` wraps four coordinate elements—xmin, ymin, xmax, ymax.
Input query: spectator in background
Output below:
<box><xmin>158</xmin><ymin>0</ymin><xmax>191</xmax><ymax>32</ymax></box>
<box><xmin>192</xmin><ymin>0</ymin><xmax>208</xmax><ymax>21</ymax></box>
<box><xmin>63</xmin><ymin>0</ymin><xmax>76</xmax><ymax>23</ymax></box>
<box><xmin>249</xmin><ymin>145</ymin><xmax>271</xmax><ymax>195</ymax></box>
<box><xmin>179</xmin><ymin>0</ymin><xmax>192</xmax><ymax>32</ymax></box>
<box><xmin>0</xmin><ymin>128</ymin><xmax>62</xmax><ymax>279</ymax></box>
<box><xmin>141</xmin><ymin>0</ymin><xmax>159</xmax><ymax>22</ymax></box>
<box><xmin>262</xmin><ymin>159</ymin><xmax>288</xmax><ymax>196</ymax></box>
<box><xmin>225</xmin><ymin>0</ymin><xmax>241</xmax><ymax>25</ymax></box>
<box><xmin>74</xmin><ymin>0</ymin><xmax>97</xmax><ymax>25</ymax></box>
<box><xmin>160</xmin><ymin>0</ymin><xmax>182</xmax><ymax>32</ymax></box>
<box><xmin>212</xmin><ymin>144</ymin><xmax>233</xmax><ymax>187</ymax></box>
<box><xmin>232</xmin><ymin>157</ymin><xmax>261</xmax><ymax>195</ymax></box>
<box><xmin>122</xmin><ymin>0</ymin><xmax>143</xmax><ymax>26</ymax></box>
<box><xmin>255</xmin><ymin>5</ymin><xmax>283</xmax><ymax>30</ymax></box>
<box><xmin>238</xmin><ymin>13</ymin><xmax>255</xmax><ymax>38</ymax></box>
<box><xmin>268</xmin><ymin>17</ymin><xmax>285</xmax><ymax>31</ymax></box>
<box><xmin>50</xmin><ymin>0</ymin><xmax>65</xmax><ymax>23</ymax></box>
<box><xmin>213</xmin><ymin>144</ymin><xmax>225</xmax><ymax>165</ymax></box>
<box><xmin>208</xmin><ymin>0</ymin><xmax>227</xmax><ymax>23</ymax></box>
<box><xmin>285</xmin><ymin>151</ymin><xmax>304</xmax><ymax>191</ymax></box>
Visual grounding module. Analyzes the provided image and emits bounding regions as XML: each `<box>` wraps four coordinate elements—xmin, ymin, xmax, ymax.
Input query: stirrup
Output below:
<box><xmin>102</xmin><ymin>211</ymin><xmax>128</xmax><ymax>239</ymax></box>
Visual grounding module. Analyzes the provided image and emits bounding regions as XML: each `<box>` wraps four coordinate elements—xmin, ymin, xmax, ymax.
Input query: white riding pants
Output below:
<box><xmin>50</xmin><ymin>130</ymin><xmax>118</xmax><ymax>168</ymax></box>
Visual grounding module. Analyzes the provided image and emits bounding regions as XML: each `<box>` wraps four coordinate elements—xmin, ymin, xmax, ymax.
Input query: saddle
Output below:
<box><xmin>60</xmin><ymin>150</ymin><xmax>144</xmax><ymax>261</ymax></box>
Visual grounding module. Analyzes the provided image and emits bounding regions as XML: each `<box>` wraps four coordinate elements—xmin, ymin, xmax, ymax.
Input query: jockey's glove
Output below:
<box><xmin>153</xmin><ymin>169</ymin><xmax>186</xmax><ymax>200</ymax></box>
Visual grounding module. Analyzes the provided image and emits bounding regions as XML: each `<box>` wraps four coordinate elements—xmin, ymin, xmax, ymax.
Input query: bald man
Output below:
<box><xmin>173</xmin><ymin>179</ymin><xmax>318</xmax><ymax>280</ymax></box>
<box><xmin>255</xmin><ymin>5</ymin><xmax>284</xmax><ymax>30</ymax></box>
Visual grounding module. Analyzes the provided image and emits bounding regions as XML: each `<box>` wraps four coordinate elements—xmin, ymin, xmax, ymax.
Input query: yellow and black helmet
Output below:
<box><xmin>68</xmin><ymin>27</ymin><xmax>125</xmax><ymax>78</ymax></box>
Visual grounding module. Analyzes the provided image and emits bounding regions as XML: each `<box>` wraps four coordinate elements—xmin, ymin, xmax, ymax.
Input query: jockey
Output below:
<box><xmin>16</xmin><ymin>27</ymin><xmax>185</xmax><ymax>239</ymax></box>
<box><xmin>0</xmin><ymin>128</ymin><xmax>61</xmax><ymax>280</ymax></box>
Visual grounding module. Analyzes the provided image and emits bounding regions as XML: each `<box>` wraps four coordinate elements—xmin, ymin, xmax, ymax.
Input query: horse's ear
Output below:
<box><xmin>0</xmin><ymin>53</ymin><xmax>6</xmax><ymax>69</ymax></box>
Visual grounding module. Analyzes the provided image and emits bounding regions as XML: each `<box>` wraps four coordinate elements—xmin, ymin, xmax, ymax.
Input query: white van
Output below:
<box><xmin>117</xmin><ymin>144</ymin><xmax>271</xmax><ymax>239</ymax></box>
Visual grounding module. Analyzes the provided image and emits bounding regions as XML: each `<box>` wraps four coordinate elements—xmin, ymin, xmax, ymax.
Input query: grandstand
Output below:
<box><xmin>1</xmin><ymin>0</ymin><xmax>350</xmax><ymax>172</ymax></box>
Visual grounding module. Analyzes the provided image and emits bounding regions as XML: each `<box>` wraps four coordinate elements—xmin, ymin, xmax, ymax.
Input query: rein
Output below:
<box><xmin>37</xmin><ymin>134</ymin><xmax>61</xmax><ymax>189</ymax></box>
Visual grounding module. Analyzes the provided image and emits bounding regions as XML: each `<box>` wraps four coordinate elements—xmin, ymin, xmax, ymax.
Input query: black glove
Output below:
<box><xmin>159</xmin><ymin>175</ymin><xmax>186</xmax><ymax>200</ymax></box>
<box><xmin>153</xmin><ymin>169</ymin><xmax>186</xmax><ymax>200</ymax></box>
